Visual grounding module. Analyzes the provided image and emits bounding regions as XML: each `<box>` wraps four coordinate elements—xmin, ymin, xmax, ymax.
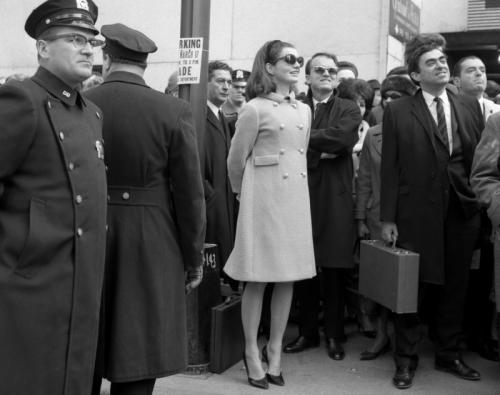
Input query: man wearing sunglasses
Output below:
<box><xmin>284</xmin><ymin>52</ymin><xmax>361</xmax><ymax>361</ymax></box>
<box><xmin>0</xmin><ymin>1</ymin><xmax>107</xmax><ymax>395</ymax></box>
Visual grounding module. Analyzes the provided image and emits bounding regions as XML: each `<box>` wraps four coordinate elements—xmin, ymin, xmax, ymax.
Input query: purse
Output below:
<box><xmin>210</xmin><ymin>296</ymin><xmax>245</xmax><ymax>374</ymax></box>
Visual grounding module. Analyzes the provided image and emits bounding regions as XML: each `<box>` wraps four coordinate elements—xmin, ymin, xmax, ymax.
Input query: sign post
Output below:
<box><xmin>389</xmin><ymin>0</ymin><xmax>420</xmax><ymax>43</ymax></box>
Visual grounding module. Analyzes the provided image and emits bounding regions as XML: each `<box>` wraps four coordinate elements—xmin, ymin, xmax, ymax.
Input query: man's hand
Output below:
<box><xmin>357</xmin><ymin>220</ymin><xmax>370</xmax><ymax>239</ymax></box>
<box><xmin>185</xmin><ymin>266</ymin><xmax>203</xmax><ymax>294</ymax></box>
<box><xmin>381</xmin><ymin>221</ymin><xmax>398</xmax><ymax>245</ymax></box>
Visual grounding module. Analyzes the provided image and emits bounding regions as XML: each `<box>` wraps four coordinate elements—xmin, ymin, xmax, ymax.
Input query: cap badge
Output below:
<box><xmin>236</xmin><ymin>70</ymin><xmax>243</xmax><ymax>79</ymax></box>
<box><xmin>76</xmin><ymin>0</ymin><xmax>90</xmax><ymax>11</ymax></box>
<box><xmin>95</xmin><ymin>140</ymin><xmax>104</xmax><ymax>160</ymax></box>
<box><xmin>62</xmin><ymin>90</ymin><xmax>71</xmax><ymax>98</ymax></box>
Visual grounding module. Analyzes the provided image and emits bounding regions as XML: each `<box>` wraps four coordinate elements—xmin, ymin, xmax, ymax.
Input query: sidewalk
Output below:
<box><xmin>100</xmin><ymin>322</ymin><xmax>500</xmax><ymax>395</ymax></box>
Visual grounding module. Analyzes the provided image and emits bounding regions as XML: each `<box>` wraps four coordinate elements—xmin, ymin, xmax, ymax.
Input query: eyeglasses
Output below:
<box><xmin>276</xmin><ymin>54</ymin><xmax>304</xmax><ymax>67</ymax></box>
<box><xmin>312</xmin><ymin>66</ymin><xmax>337</xmax><ymax>76</ymax></box>
<box><xmin>43</xmin><ymin>33</ymin><xmax>105</xmax><ymax>49</ymax></box>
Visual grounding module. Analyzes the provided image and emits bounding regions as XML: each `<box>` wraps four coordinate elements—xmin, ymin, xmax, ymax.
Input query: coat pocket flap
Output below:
<box><xmin>254</xmin><ymin>154</ymin><xmax>280</xmax><ymax>166</ymax></box>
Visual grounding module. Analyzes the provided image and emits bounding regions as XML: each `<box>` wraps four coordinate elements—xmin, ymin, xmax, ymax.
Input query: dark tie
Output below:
<box><xmin>314</xmin><ymin>103</ymin><xmax>321</xmax><ymax>120</ymax></box>
<box><xmin>434</xmin><ymin>97</ymin><xmax>449</xmax><ymax>150</ymax></box>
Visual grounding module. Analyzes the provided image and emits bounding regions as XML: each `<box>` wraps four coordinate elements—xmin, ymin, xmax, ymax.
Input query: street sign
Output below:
<box><xmin>178</xmin><ymin>37</ymin><xmax>204</xmax><ymax>85</ymax></box>
<box><xmin>389</xmin><ymin>0</ymin><xmax>420</xmax><ymax>43</ymax></box>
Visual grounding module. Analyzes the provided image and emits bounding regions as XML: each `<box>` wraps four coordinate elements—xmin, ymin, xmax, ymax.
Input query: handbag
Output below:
<box><xmin>210</xmin><ymin>296</ymin><xmax>245</xmax><ymax>374</ymax></box>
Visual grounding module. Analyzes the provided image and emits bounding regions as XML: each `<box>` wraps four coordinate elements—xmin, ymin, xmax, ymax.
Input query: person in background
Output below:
<box><xmin>381</xmin><ymin>33</ymin><xmax>483</xmax><ymax>389</ymax></box>
<box><xmin>355</xmin><ymin>75</ymin><xmax>417</xmax><ymax>361</ymax></box>
<box><xmin>224</xmin><ymin>39</ymin><xmax>316</xmax><ymax>389</ymax></box>
<box><xmin>367</xmin><ymin>79</ymin><xmax>381</xmax><ymax>125</ymax></box>
<box><xmin>336</xmin><ymin>60</ymin><xmax>358</xmax><ymax>84</ymax></box>
<box><xmin>0</xmin><ymin>1</ymin><xmax>107</xmax><ymax>394</ymax></box>
<box><xmin>284</xmin><ymin>52</ymin><xmax>361</xmax><ymax>361</ymax></box>
<box><xmin>485</xmin><ymin>79</ymin><xmax>500</xmax><ymax>103</ymax></box>
<box><xmin>88</xmin><ymin>23</ymin><xmax>205</xmax><ymax>395</ymax></box>
<box><xmin>165</xmin><ymin>70</ymin><xmax>178</xmax><ymax>97</ymax></box>
<box><xmin>82</xmin><ymin>72</ymin><xmax>103</xmax><ymax>91</ymax></box>
<box><xmin>222</xmin><ymin>69</ymin><xmax>250</xmax><ymax>121</ymax></box>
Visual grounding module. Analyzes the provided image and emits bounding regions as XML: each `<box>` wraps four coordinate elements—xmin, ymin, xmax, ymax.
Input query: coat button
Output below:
<box><xmin>77</xmin><ymin>228</ymin><xmax>83</xmax><ymax>237</ymax></box>
<box><xmin>68</xmin><ymin>162</ymin><xmax>75</xmax><ymax>171</ymax></box>
<box><xmin>122</xmin><ymin>192</ymin><xmax>130</xmax><ymax>200</ymax></box>
<box><xmin>280</xmin><ymin>149</ymin><xmax>285</xmax><ymax>155</ymax></box>
<box><xmin>301</xmin><ymin>172</ymin><xmax>307</xmax><ymax>178</ymax></box>
<box><xmin>298</xmin><ymin>148</ymin><xmax>304</xmax><ymax>154</ymax></box>
<box><xmin>105</xmin><ymin>165</ymin><xmax>109</xmax><ymax>172</ymax></box>
<box><xmin>75</xmin><ymin>195</ymin><xmax>83</xmax><ymax>204</ymax></box>
<box><xmin>283</xmin><ymin>173</ymin><xmax>289</xmax><ymax>179</ymax></box>
<box><xmin>291</xmin><ymin>104</ymin><xmax>297</xmax><ymax>109</ymax></box>
<box><xmin>59</xmin><ymin>131</ymin><xmax>65</xmax><ymax>141</ymax></box>
<box><xmin>280</xmin><ymin>124</ymin><xmax>285</xmax><ymax>130</ymax></box>
<box><xmin>47</xmin><ymin>101</ymin><xmax>52</xmax><ymax>109</ymax></box>
<box><xmin>273</xmin><ymin>103</ymin><xmax>279</xmax><ymax>107</ymax></box>
<box><xmin>107</xmin><ymin>195</ymin><xmax>110</xmax><ymax>202</ymax></box>
<box><xmin>297</xmin><ymin>124</ymin><xmax>304</xmax><ymax>130</ymax></box>
<box><xmin>96</xmin><ymin>111</ymin><xmax>101</xmax><ymax>119</ymax></box>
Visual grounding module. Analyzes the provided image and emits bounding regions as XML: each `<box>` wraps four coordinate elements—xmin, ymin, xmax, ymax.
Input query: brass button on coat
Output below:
<box><xmin>75</xmin><ymin>195</ymin><xmax>83</xmax><ymax>204</ymax></box>
<box><xmin>77</xmin><ymin>228</ymin><xmax>83</xmax><ymax>237</ymax></box>
<box><xmin>68</xmin><ymin>162</ymin><xmax>75</xmax><ymax>171</ymax></box>
<box><xmin>122</xmin><ymin>192</ymin><xmax>130</xmax><ymax>200</ymax></box>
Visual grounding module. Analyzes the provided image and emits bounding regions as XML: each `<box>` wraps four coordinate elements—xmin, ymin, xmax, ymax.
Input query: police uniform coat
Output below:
<box><xmin>471</xmin><ymin>112</ymin><xmax>500</xmax><ymax>312</ymax></box>
<box><xmin>204</xmin><ymin>106</ymin><xmax>236</xmax><ymax>265</ymax></box>
<box><xmin>305</xmin><ymin>93</ymin><xmax>361</xmax><ymax>268</ymax></box>
<box><xmin>86</xmin><ymin>71</ymin><xmax>205</xmax><ymax>381</ymax></box>
<box><xmin>224</xmin><ymin>93</ymin><xmax>316</xmax><ymax>282</ymax></box>
<box><xmin>0</xmin><ymin>67</ymin><xmax>107</xmax><ymax>395</ymax></box>
<box><xmin>381</xmin><ymin>89</ymin><xmax>482</xmax><ymax>284</ymax></box>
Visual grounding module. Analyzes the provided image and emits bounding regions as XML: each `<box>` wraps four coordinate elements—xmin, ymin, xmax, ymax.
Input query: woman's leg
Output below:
<box><xmin>366</xmin><ymin>305</ymin><xmax>390</xmax><ymax>353</ymax></box>
<box><xmin>267</xmin><ymin>281</ymin><xmax>294</xmax><ymax>375</ymax></box>
<box><xmin>242</xmin><ymin>281</ymin><xmax>267</xmax><ymax>379</ymax></box>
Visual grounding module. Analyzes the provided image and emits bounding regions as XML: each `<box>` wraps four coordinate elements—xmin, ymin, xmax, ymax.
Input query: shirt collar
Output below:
<box><xmin>312</xmin><ymin>95</ymin><xmax>331</xmax><ymax>108</ymax></box>
<box><xmin>31</xmin><ymin>67</ymin><xmax>82</xmax><ymax>107</ymax></box>
<box><xmin>265</xmin><ymin>91</ymin><xmax>297</xmax><ymax>104</ymax></box>
<box><xmin>421</xmin><ymin>89</ymin><xmax>449</xmax><ymax>108</ymax></box>
<box><xmin>207</xmin><ymin>100</ymin><xmax>221</xmax><ymax>118</ymax></box>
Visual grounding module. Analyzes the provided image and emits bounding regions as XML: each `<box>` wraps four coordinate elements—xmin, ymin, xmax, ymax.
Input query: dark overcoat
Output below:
<box><xmin>204</xmin><ymin>108</ymin><xmax>236</xmax><ymax>265</ymax></box>
<box><xmin>0</xmin><ymin>67</ymin><xmax>107</xmax><ymax>395</ymax></box>
<box><xmin>86</xmin><ymin>72</ymin><xmax>205</xmax><ymax>381</ymax></box>
<box><xmin>381</xmin><ymin>89</ymin><xmax>483</xmax><ymax>284</ymax></box>
<box><xmin>304</xmin><ymin>94</ymin><xmax>361</xmax><ymax>268</ymax></box>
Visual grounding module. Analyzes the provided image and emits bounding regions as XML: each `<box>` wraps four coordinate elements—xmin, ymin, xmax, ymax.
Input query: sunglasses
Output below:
<box><xmin>312</xmin><ymin>66</ymin><xmax>337</xmax><ymax>76</ymax></box>
<box><xmin>276</xmin><ymin>54</ymin><xmax>304</xmax><ymax>67</ymax></box>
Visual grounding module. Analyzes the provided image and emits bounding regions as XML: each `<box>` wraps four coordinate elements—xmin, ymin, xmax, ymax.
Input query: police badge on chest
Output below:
<box><xmin>95</xmin><ymin>140</ymin><xmax>104</xmax><ymax>160</ymax></box>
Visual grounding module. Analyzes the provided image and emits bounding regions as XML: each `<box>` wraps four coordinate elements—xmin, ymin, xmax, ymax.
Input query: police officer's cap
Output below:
<box><xmin>231</xmin><ymin>69</ymin><xmax>250</xmax><ymax>82</ymax></box>
<box><xmin>101</xmin><ymin>23</ymin><xmax>158</xmax><ymax>65</ymax></box>
<box><xmin>25</xmin><ymin>0</ymin><xmax>99</xmax><ymax>39</ymax></box>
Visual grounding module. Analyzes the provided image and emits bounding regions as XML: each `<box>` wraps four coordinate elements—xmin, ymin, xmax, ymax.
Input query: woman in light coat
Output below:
<box><xmin>224</xmin><ymin>40</ymin><xmax>315</xmax><ymax>389</ymax></box>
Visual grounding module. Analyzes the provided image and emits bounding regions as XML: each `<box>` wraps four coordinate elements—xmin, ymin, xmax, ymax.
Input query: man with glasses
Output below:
<box><xmin>0</xmin><ymin>1</ymin><xmax>107</xmax><ymax>394</ymax></box>
<box><xmin>381</xmin><ymin>33</ymin><xmax>483</xmax><ymax>389</ymax></box>
<box><xmin>284</xmin><ymin>52</ymin><xmax>361</xmax><ymax>360</ymax></box>
<box><xmin>204</xmin><ymin>61</ymin><xmax>238</xmax><ymax>290</ymax></box>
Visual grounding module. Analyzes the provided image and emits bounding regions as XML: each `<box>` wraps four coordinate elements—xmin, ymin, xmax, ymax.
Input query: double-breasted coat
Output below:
<box><xmin>224</xmin><ymin>93</ymin><xmax>316</xmax><ymax>282</ymax></box>
<box><xmin>86</xmin><ymin>71</ymin><xmax>205</xmax><ymax>381</ymax></box>
<box><xmin>304</xmin><ymin>93</ymin><xmax>361</xmax><ymax>268</ymax></box>
<box><xmin>381</xmin><ymin>89</ymin><xmax>483</xmax><ymax>284</ymax></box>
<box><xmin>471</xmin><ymin>112</ymin><xmax>500</xmax><ymax>312</ymax></box>
<box><xmin>204</xmin><ymin>107</ymin><xmax>236</xmax><ymax>265</ymax></box>
<box><xmin>0</xmin><ymin>67</ymin><xmax>107</xmax><ymax>395</ymax></box>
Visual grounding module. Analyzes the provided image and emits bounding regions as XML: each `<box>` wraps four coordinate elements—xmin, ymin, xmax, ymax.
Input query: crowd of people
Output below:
<box><xmin>3</xmin><ymin>0</ymin><xmax>500</xmax><ymax>394</ymax></box>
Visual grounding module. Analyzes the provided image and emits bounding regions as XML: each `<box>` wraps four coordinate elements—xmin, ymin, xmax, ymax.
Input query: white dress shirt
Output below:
<box><xmin>422</xmin><ymin>89</ymin><xmax>452</xmax><ymax>154</ymax></box>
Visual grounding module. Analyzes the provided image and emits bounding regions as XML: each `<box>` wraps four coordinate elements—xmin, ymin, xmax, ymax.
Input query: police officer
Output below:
<box><xmin>87</xmin><ymin>24</ymin><xmax>206</xmax><ymax>395</ymax></box>
<box><xmin>0</xmin><ymin>1</ymin><xmax>107</xmax><ymax>395</ymax></box>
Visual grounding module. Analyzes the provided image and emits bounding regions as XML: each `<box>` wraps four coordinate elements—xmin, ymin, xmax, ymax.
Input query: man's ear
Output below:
<box><xmin>36</xmin><ymin>40</ymin><xmax>50</xmax><ymax>60</ymax></box>
<box><xmin>452</xmin><ymin>76</ymin><xmax>461</xmax><ymax>90</ymax></box>
<box><xmin>410</xmin><ymin>71</ymin><xmax>421</xmax><ymax>84</ymax></box>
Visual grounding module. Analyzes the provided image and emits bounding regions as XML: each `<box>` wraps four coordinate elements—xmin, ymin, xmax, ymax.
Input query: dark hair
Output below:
<box><xmin>405</xmin><ymin>33</ymin><xmax>446</xmax><ymax>84</ymax></box>
<box><xmin>337</xmin><ymin>61</ymin><xmax>358</xmax><ymax>78</ymax></box>
<box><xmin>336</xmin><ymin>78</ymin><xmax>374</xmax><ymax>111</ymax></box>
<box><xmin>305</xmin><ymin>52</ymin><xmax>338</xmax><ymax>75</ymax></box>
<box><xmin>367</xmin><ymin>79</ymin><xmax>381</xmax><ymax>91</ymax></box>
<box><xmin>380</xmin><ymin>75</ymin><xmax>417</xmax><ymax>97</ymax></box>
<box><xmin>387</xmin><ymin>65</ymin><xmax>408</xmax><ymax>77</ymax></box>
<box><xmin>246</xmin><ymin>39</ymin><xmax>295</xmax><ymax>100</ymax></box>
<box><xmin>208</xmin><ymin>60</ymin><xmax>232</xmax><ymax>80</ymax></box>
<box><xmin>452</xmin><ymin>55</ymin><xmax>483</xmax><ymax>77</ymax></box>
<box><xmin>486</xmin><ymin>80</ymin><xmax>500</xmax><ymax>98</ymax></box>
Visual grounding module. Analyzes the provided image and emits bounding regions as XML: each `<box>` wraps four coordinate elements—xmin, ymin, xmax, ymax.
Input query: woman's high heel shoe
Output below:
<box><xmin>262</xmin><ymin>345</ymin><xmax>285</xmax><ymax>386</ymax></box>
<box><xmin>242</xmin><ymin>353</ymin><xmax>268</xmax><ymax>390</ymax></box>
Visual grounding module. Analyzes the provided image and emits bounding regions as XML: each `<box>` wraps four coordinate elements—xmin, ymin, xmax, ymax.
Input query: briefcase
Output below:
<box><xmin>359</xmin><ymin>240</ymin><xmax>419</xmax><ymax>313</ymax></box>
<box><xmin>210</xmin><ymin>296</ymin><xmax>244</xmax><ymax>374</ymax></box>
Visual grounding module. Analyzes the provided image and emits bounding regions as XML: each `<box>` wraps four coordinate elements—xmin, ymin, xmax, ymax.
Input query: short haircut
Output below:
<box><xmin>367</xmin><ymin>79</ymin><xmax>381</xmax><ymax>91</ymax></box>
<box><xmin>404</xmin><ymin>33</ymin><xmax>446</xmax><ymax>81</ymax></box>
<box><xmin>336</xmin><ymin>78</ymin><xmax>374</xmax><ymax>111</ymax></box>
<box><xmin>208</xmin><ymin>60</ymin><xmax>232</xmax><ymax>80</ymax></box>
<box><xmin>246</xmin><ymin>39</ymin><xmax>296</xmax><ymax>100</ymax></box>
<box><xmin>305</xmin><ymin>52</ymin><xmax>338</xmax><ymax>75</ymax></box>
<box><xmin>387</xmin><ymin>65</ymin><xmax>409</xmax><ymax>77</ymax></box>
<box><xmin>486</xmin><ymin>80</ymin><xmax>500</xmax><ymax>98</ymax></box>
<box><xmin>452</xmin><ymin>55</ymin><xmax>484</xmax><ymax>77</ymax></box>
<box><xmin>380</xmin><ymin>75</ymin><xmax>417</xmax><ymax>97</ymax></box>
<box><xmin>337</xmin><ymin>61</ymin><xmax>358</xmax><ymax>78</ymax></box>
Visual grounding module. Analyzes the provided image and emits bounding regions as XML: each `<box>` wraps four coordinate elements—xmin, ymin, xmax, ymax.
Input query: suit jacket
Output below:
<box><xmin>204</xmin><ymin>106</ymin><xmax>236</xmax><ymax>265</ymax></box>
<box><xmin>381</xmin><ymin>89</ymin><xmax>483</xmax><ymax>284</ymax></box>
<box><xmin>86</xmin><ymin>71</ymin><xmax>205</xmax><ymax>380</ymax></box>
<box><xmin>304</xmin><ymin>93</ymin><xmax>361</xmax><ymax>268</ymax></box>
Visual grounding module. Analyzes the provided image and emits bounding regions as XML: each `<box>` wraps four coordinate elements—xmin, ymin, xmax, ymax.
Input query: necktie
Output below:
<box><xmin>314</xmin><ymin>102</ymin><xmax>321</xmax><ymax>120</ymax></box>
<box><xmin>434</xmin><ymin>97</ymin><xmax>449</xmax><ymax>151</ymax></box>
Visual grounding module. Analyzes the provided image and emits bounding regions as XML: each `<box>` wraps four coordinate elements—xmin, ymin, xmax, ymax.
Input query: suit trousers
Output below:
<box><xmin>394</xmin><ymin>190</ymin><xmax>480</xmax><ymax>368</ymax></box>
<box><xmin>110</xmin><ymin>379</ymin><xmax>156</xmax><ymax>395</ymax></box>
<box><xmin>296</xmin><ymin>268</ymin><xmax>347</xmax><ymax>340</ymax></box>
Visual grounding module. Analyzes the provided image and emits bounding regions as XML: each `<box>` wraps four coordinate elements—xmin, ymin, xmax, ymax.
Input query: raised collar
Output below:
<box><xmin>103</xmin><ymin>71</ymin><xmax>147</xmax><ymax>87</ymax></box>
<box><xmin>32</xmin><ymin>67</ymin><xmax>83</xmax><ymax>107</ymax></box>
<box><xmin>265</xmin><ymin>91</ymin><xmax>297</xmax><ymax>104</ymax></box>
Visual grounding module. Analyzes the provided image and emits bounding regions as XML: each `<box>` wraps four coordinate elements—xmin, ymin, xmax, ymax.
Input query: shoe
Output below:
<box><xmin>326</xmin><ymin>338</ymin><xmax>345</xmax><ymax>360</ymax></box>
<box><xmin>262</xmin><ymin>345</ymin><xmax>285</xmax><ymax>386</ymax></box>
<box><xmin>242</xmin><ymin>353</ymin><xmax>268</xmax><ymax>390</ymax></box>
<box><xmin>392</xmin><ymin>365</ymin><xmax>414</xmax><ymax>389</ymax></box>
<box><xmin>360</xmin><ymin>340</ymin><xmax>391</xmax><ymax>361</ymax></box>
<box><xmin>471</xmin><ymin>342</ymin><xmax>500</xmax><ymax>362</ymax></box>
<box><xmin>435</xmin><ymin>358</ymin><xmax>481</xmax><ymax>381</ymax></box>
<box><xmin>283</xmin><ymin>335</ymin><xmax>319</xmax><ymax>353</ymax></box>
